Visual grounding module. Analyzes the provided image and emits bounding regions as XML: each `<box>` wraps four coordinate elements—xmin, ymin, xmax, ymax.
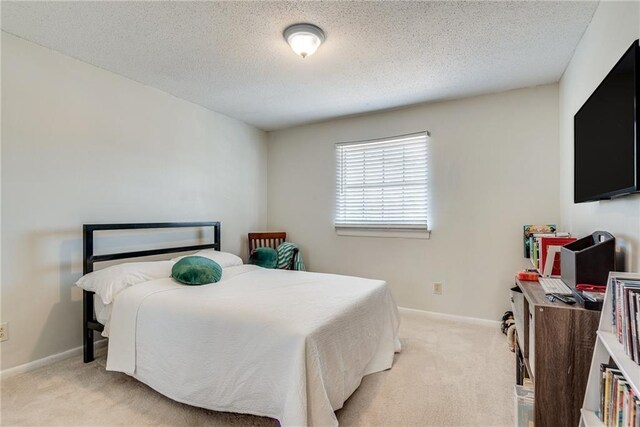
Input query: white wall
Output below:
<box><xmin>268</xmin><ymin>84</ymin><xmax>560</xmax><ymax>320</ymax></box>
<box><xmin>559</xmin><ymin>1</ymin><xmax>640</xmax><ymax>273</ymax></box>
<box><xmin>1</xmin><ymin>33</ymin><xmax>268</xmax><ymax>370</ymax></box>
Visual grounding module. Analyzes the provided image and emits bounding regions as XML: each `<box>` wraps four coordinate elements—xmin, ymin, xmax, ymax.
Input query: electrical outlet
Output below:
<box><xmin>0</xmin><ymin>323</ymin><xmax>8</xmax><ymax>342</ymax></box>
<box><xmin>433</xmin><ymin>283</ymin><xmax>443</xmax><ymax>295</ymax></box>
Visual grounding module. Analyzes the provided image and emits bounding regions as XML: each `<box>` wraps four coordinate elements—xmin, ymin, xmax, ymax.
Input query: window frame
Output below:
<box><xmin>334</xmin><ymin>131</ymin><xmax>430</xmax><ymax>236</ymax></box>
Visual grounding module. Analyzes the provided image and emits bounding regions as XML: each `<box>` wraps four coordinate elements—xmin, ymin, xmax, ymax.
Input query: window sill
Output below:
<box><xmin>335</xmin><ymin>228</ymin><xmax>431</xmax><ymax>239</ymax></box>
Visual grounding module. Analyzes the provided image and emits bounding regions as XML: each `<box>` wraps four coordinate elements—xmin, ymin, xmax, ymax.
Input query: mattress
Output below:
<box><xmin>105</xmin><ymin>264</ymin><xmax>401</xmax><ymax>426</ymax></box>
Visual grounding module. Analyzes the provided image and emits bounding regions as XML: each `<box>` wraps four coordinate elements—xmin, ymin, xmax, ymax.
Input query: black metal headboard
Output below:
<box><xmin>82</xmin><ymin>221</ymin><xmax>221</xmax><ymax>363</ymax></box>
<box><xmin>83</xmin><ymin>221</ymin><xmax>221</xmax><ymax>275</ymax></box>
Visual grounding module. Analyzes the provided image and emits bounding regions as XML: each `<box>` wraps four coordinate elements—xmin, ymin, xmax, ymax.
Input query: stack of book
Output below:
<box><xmin>599</xmin><ymin>364</ymin><xmax>638</xmax><ymax>426</ymax></box>
<box><xmin>613</xmin><ymin>277</ymin><xmax>640</xmax><ymax>364</ymax></box>
<box><xmin>523</xmin><ymin>225</ymin><xmax>574</xmax><ymax>275</ymax></box>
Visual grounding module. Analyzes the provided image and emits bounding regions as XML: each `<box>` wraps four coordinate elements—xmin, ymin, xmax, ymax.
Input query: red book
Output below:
<box><xmin>540</xmin><ymin>237</ymin><xmax>577</xmax><ymax>276</ymax></box>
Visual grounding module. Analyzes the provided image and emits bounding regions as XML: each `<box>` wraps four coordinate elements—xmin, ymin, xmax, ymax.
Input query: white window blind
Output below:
<box><xmin>335</xmin><ymin>131</ymin><xmax>429</xmax><ymax>230</ymax></box>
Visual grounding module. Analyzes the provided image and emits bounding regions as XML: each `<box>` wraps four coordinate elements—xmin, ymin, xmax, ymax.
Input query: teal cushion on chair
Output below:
<box><xmin>171</xmin><ymin>256</ymin><xmax>222</xmax><ymax>285</ymax></box>
<box><xmin>249</xmin><ymin>247</ymin><xmax>278</xmax><ymax>269</ymax></box>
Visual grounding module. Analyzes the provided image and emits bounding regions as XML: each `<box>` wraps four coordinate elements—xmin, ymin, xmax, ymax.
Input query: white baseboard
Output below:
<box><xmin>398</xmin><ymin>306</ymin><xmax>501</xmax><ymax>327</ymax></box>
<box><xmin>1</xmin><ymin>339</ymin><xmax>107</xmax><ymax>380</ymax></box>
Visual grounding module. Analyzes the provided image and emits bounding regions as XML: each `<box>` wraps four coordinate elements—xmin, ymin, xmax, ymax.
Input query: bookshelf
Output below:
<box><xmin>580</xmin><ymin>272</ymin><xmax>640</xmax><ymax>427</ymax></box>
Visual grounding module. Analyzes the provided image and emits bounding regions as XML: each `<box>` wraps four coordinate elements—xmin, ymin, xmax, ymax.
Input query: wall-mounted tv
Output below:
<box><xmin>574</xmin><ymin>39</ymin><xmax>639</xmax><ymax>203</ymax></box>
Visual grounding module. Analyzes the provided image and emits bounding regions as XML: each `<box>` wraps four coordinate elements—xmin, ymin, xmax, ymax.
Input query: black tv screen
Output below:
<box><xmin>574</xmin><ymin>40</ymin><xmax>640</xmax><ymax>203</ymax></box>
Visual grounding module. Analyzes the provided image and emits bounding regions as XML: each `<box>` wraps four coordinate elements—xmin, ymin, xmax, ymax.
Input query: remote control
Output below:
<box><xmin>551</xmin><ymin>293</ymin><xmax>576</xmax><ymax>305</ymax></box>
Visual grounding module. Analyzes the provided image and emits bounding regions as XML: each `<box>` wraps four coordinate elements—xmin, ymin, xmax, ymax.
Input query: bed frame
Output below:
<box><xmin>82</xmin><ymin>221</ymin><xmax>221</xmax><ymax>363</ymax></box>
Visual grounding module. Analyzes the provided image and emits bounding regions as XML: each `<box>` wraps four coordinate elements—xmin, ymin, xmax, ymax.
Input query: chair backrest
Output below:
<box><xmin>248</xmin><ymin>232</ymin><xmax>287</xmax><ymax>257</ymax></box>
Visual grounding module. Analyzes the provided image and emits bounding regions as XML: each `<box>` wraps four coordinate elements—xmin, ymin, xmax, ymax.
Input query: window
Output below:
<box><xmin>335</xmin><ymin>131</ymin><xmax>429</xmax><ymax>231</ymax></box>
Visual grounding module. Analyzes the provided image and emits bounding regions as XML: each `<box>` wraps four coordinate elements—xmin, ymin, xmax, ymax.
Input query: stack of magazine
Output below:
<box><xmin>613</xmin><ymin>277</ymin><xmax>640</xmax><ymax>364</ymax></box>
<box><xmin>599</xmin><ymin>364</ymin><xmax>638</xmax><ymax>426</ymax></box>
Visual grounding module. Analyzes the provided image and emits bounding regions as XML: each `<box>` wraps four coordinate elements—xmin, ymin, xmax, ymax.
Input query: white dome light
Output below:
<box><xmin>284</xmin><ymin>23</ymin><xmax>326</xmax><ymax>58</ymax></box>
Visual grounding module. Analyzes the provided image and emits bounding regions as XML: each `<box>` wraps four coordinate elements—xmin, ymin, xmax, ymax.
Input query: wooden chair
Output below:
<box><xmin>248</xmin><ymin>232</ymin><xmax>298</xmax><ymax>270</ymax></box>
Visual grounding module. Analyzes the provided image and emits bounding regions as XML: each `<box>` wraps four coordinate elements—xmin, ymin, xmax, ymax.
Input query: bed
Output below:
<box><xmin>80</xmin><ymin>222</ymin><xmax>401</xmax><ymax>426</ymax></box>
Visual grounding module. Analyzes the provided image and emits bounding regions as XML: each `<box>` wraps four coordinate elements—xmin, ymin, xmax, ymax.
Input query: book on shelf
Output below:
<box><xmin>631</xmin><ymin>292</ymin><xmax>639</xmax><ymax>363</ymax></box>
<box><xmin>528</xmin><ymin>234</ymin><xmax>552</xmax><ymax>269</ymax></box>
<box><xmin>521</xmin><ymin>224</ymin><xmax>572</xmax><ymax>273</ymax></box>
<box><xmin>523</xmin><ymin>224</ymin><xmax>556</xmax><ymax>258</ymax></box>
<box><xmin>539</xmin><ymin>236</ymin><xmax>577</xmax><ymax>276</ymax></box>
<box><xmin>611</xmin><ymin>276</ymin><xmax>640</xmax><ymax>365</ymax></box>
<box><xmin>598</xmin><ymin>364</ymin><xmax>638</xmax><ymax>426</ymax></box>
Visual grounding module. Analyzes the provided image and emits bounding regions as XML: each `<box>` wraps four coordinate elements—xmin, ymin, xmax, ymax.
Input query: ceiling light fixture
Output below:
<box><xmin>283</xmin><ymin>23</ymin><xmax>325</xmax><ymax>58</ymax></box>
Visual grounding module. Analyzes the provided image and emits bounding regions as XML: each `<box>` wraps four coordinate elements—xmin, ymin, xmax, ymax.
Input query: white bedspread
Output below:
<box><xmin>106</xmin><ymin>265</ymin><xmax>401</xmax><ymax>426</ymax></box>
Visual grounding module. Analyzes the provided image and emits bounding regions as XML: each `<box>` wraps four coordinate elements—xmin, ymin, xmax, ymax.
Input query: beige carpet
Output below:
<box><xmin>1</xmin><ymin>309</ymin><xmax>514</xmax><ymax>426</ymax></box>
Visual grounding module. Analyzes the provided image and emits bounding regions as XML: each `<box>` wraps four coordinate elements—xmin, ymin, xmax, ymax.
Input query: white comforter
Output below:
<box><xmin>106</xmin><ymin>265</ymin><xmax>401</xmax><ymax>426</ymax></box>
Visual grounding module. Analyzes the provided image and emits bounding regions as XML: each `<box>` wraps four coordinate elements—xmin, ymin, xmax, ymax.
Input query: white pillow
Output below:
<box><xmin>76</xmin><ymin>261</ymin><xmax>174</xmax><ymax>305</ymax></box>
<box><xmin>171</xmin><ymin>250</ymin><xmax>243</xmax><ymax>268</ymax></box>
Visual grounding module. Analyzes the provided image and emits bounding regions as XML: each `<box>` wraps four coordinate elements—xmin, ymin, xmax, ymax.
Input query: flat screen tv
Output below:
<box><xmin>574</xmin><ymin>39</ymin><xmax>640</xmax><ymax>203</ymax></box>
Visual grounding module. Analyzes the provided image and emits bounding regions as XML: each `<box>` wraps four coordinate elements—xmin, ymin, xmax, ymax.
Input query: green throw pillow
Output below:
<box><xmin>249</xmin><ymin>247</ymin><xmax>278</xmax><ymax>269</ymax></box>
<box><xmin>171</xmin><ymin>256</ymin><xmax>222</xmax><ymax>285</ymax></box>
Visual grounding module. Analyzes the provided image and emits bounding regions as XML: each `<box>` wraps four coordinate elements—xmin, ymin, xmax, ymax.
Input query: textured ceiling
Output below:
<box><xmin>1</xmin><ymin>1</ymin><xmax>598</xmax><ymax>131</ymax></box>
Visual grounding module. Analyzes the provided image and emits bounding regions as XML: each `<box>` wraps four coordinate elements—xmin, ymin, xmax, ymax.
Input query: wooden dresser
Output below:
<box><xmin>511</xmin><ymin>278</ymin><xmax>600</xmax><ymax>427</ymax></box>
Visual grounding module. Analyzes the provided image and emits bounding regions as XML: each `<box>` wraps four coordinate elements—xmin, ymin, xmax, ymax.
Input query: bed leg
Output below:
<box><xmin>83</xmin><ymin>290</ymin><xmax>94</xmax><ymax>363</ymax></box>
<box><xmin>83</xmin><ymin>327</ymin><xmax>94</xmax><ymax>363</ymax></box>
